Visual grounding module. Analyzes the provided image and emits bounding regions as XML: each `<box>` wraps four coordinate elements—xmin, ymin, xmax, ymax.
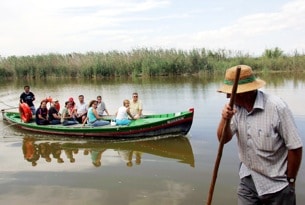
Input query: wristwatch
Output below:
<box><xmin>288</xmin><ymin>177</ymin><xmax>295</xmax><ymax>183</ymax></box>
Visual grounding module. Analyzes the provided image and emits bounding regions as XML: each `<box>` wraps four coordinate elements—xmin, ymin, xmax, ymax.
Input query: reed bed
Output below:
<box><xmin>0</xmin><ymin>48</ymin><xmax>304</xmax><ymax>79</ymax></box>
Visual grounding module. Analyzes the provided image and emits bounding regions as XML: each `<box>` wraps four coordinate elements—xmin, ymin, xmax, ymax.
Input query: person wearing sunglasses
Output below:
<box><xmin>130</xmin><ymin>92</ymin><xmax>143</xmax><ymax>119</ymax></box>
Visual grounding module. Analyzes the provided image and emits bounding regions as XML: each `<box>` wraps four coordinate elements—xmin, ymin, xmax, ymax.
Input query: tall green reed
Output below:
<box><xmin>0</xmin><ymin>48</ymin><xmax>304</xmax><ymax>79</ymax></box>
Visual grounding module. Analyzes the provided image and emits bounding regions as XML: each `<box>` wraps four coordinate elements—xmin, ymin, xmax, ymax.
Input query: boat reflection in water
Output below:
<box><xmin>22</xmin><ymin>135</ymin><xmax>195</xmax><ymax>168</ymax></box>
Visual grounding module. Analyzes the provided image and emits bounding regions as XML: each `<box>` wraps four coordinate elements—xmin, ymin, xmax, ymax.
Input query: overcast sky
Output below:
<box><xmin>1</xmin><ymin>0</ymin><xmax>304</xmax><ymax>57</ymax></box>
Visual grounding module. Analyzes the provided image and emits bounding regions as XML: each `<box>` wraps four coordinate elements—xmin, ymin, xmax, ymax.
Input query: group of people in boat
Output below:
<box><xmin>19</xmin><ymin>85</ymin><xmax>143</xmax><ymax>126</ymax></box>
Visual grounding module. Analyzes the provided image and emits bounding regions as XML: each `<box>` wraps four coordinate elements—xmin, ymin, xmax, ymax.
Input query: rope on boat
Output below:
<box><xmin>0</xmin><ymin>100</ymin><xmax>18</xmax><ymax>109</ymax></box>
<box><xmin>1</xmin><ymin>122</ymin><xmax>20</xmax><ymax>138</ymax></box>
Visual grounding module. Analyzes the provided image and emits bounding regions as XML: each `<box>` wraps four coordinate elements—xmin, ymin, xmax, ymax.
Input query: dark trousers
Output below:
<box><xmin>238</xmin><ymin>176</ymin><xmax>296</xmax><ymax>205</ymax></box>
<box><xmin>49</xmin><ymin>119</ymin><xmax>61</xmax><ymax>125</ymax></box>
<box><xmin>36</xmin><ymin>119</ymin><xmax>49</xmax><ymax>125</ymax></box>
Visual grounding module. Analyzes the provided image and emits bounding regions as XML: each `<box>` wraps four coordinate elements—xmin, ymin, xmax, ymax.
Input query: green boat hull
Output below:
<box><xmin>2</xmin><ymin>108</ymin><xmax>194</xmax><ymax>138</ymax></box>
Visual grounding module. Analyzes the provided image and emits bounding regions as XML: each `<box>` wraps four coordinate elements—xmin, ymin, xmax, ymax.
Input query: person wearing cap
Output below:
<box><xmin>217</xmin><ymin>65</ymin><xmax>303</xmax><ymax>205</ymax></box>
<box><xmin>61</xmin><ymin>101</ymin><xmax>79</xmax><ymax>126</ymax></box>
<box><xmin>68</xmin><ymin>97</ymin><xmax>76</xmax><ymax>113</ymax></box>
<box><xmin>68</xmin><ymin>97</ymin><xmax>75</xmax><ymax>105</ymax></box>
<box><xmin>48</xmin><ymin>100</ymin><xmax>61</xmax><ymax>125</ymax></box>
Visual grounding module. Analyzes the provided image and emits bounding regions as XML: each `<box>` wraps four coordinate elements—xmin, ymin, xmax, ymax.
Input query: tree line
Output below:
<box><xmin>0</xmin><ymin>47</ymin><xmax>304</xmax><ymax>79</ymax></box>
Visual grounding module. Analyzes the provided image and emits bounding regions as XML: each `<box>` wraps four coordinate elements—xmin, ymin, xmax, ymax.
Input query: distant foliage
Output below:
<box><xmin>0</xmin><ymin>47</ymin><xmax>304</xmax><ymax>79</ymax></box>
<box><xmin>263</xmin><ymin>47</ymin><xmax>284</xmax><ymax>58</ymax></box>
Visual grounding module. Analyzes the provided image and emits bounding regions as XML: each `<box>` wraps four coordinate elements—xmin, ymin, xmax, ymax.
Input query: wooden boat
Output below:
<box><xmin>2</xmin><ymin>108</ymin><xmax>194</xmax><ymax>138</ymax></box>
<box><xmin>22</xmin><ymin>135</ymin><xmax>195</xmax><ymax>167</ymax></box>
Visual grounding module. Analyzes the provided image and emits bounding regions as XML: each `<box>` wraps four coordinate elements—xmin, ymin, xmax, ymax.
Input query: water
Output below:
<box><xmin>0</xmin><ymin>74</ymin><xmax>305</xmax><ymax>205</ymax></box>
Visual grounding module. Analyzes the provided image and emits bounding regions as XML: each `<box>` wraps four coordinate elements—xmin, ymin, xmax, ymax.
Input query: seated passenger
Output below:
<box><xmin>85</xmin><ymin>100</ymin><xmax>109</xmax><ymax>127</ymax></box>
<box><xmin>48</xmin><ymin>100</ymin><xmax>61</xmax><ymax>125</ymax></box>
<box><xmin>61</xmin><ymin>101</ymin><xmax>79</xmax><ymax>126</ymax></box>
<box><xmin>130</xmin><ymin>92</ymin><xmax>143</xmax><ymax>119</ymax></box>
<box><xmin>75</xmin><ymin>95</ymin><xmax>88</xmax><ymax>123</ymax></box>
<box><xmin>36</xmin><ymin>100</ymin><xmax>49</xmax><ymax>125</ymax></box>
<box><xmin>115</xmin><ymin>99</ymin><xmax>134</xmax><ymax>126</ymax></box>
<box><xmin>68</xmin><ymin>97</ymin><xmax>75</xmax><ymax>109</ymax></box>
<box><xmin>96</xmin><ymin>95</ymin><xmax>110</xmax><ymax>116</ymax></box>
<box><xmin>68</xmin><ymin>97</ymin><xmax>76</xmax><ymax>115</ymax></box>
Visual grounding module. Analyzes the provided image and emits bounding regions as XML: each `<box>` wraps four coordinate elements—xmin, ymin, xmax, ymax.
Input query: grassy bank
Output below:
<box><xmin>0</xmin><ymin>47</ymin><xmax>304</xmax><ymax>79</ymax></box>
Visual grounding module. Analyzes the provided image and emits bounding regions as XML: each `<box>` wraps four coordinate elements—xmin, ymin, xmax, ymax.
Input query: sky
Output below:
<box><xmin>1</xmin><ymin>0</ymin><xmax>305</xmax><ymax>57</ymax></box>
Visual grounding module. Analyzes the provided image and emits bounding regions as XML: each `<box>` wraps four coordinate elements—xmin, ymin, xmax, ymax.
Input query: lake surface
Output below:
<box><xmin>1</xmin><ymin>73</ymin><xmax>305</xmax><ymax>205</ymax></box>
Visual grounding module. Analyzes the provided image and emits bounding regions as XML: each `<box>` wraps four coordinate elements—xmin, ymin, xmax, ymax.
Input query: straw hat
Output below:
<box><xmin>217</xmin><ymin>65</ymin><xmax>266</xmax><ymax>94</ymax></box>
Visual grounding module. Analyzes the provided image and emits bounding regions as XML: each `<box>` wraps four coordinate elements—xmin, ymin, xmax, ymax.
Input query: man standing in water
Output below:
<box><xmin>217</xmin><ymin>65</ymin><xmax>303</xmax><ymax>205</ymax></box>
<box><xmin>20</xmin><ymin>85</ymin><xmax>36</xmax><ymax>115</ymax></box>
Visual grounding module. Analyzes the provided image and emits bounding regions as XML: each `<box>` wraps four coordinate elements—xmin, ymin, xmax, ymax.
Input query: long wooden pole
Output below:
<box><xmin>206</xmin><ymin>66</ymin><xmax>241</xmax><ymax>205</ymax></box>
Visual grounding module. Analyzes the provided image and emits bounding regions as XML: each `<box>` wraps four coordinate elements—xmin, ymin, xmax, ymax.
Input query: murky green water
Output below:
<box><xmin>1</xmin><ymin>73</ymin><xmax>305</xmax><ymax>205</ymax></box>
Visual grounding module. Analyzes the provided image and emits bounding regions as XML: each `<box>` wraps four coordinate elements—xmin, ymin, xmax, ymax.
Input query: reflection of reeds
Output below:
<box><xmin>1</xmin><ymin>48</ymin><xmax>304</xmax><ymax>79</ymax></box>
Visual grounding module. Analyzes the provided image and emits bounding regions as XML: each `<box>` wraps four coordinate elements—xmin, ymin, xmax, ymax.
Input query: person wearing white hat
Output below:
<box><xmin>217</xmin><ymin>65</ymin><xmax>303</xmax><ymax>205</ymax></box>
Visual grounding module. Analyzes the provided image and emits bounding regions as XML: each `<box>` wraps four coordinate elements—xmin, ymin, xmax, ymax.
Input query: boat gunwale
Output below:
<box><xmin>2</xmin><ymin>109</ymin><xmax>194</xmax><ymax>138</ymax></box>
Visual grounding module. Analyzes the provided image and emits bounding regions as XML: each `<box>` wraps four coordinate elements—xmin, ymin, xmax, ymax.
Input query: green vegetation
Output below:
<box><xmin>0</xmin><ymin>47</ymin><xmax>304</xmax><ymax>79</ymax></box>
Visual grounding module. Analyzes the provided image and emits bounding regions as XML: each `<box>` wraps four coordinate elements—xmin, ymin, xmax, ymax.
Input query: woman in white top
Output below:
<box><xmin>115</xmin><ymin>99</ymin><xmax>134</xmax><ymax>125</ymax></box>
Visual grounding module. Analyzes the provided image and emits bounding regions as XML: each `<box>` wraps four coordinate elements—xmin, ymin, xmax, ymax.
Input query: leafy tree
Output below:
<box><xmin>263</xmin><ymin>47</ymin><xmax>283</xmax><ymax>58</ymax></box>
